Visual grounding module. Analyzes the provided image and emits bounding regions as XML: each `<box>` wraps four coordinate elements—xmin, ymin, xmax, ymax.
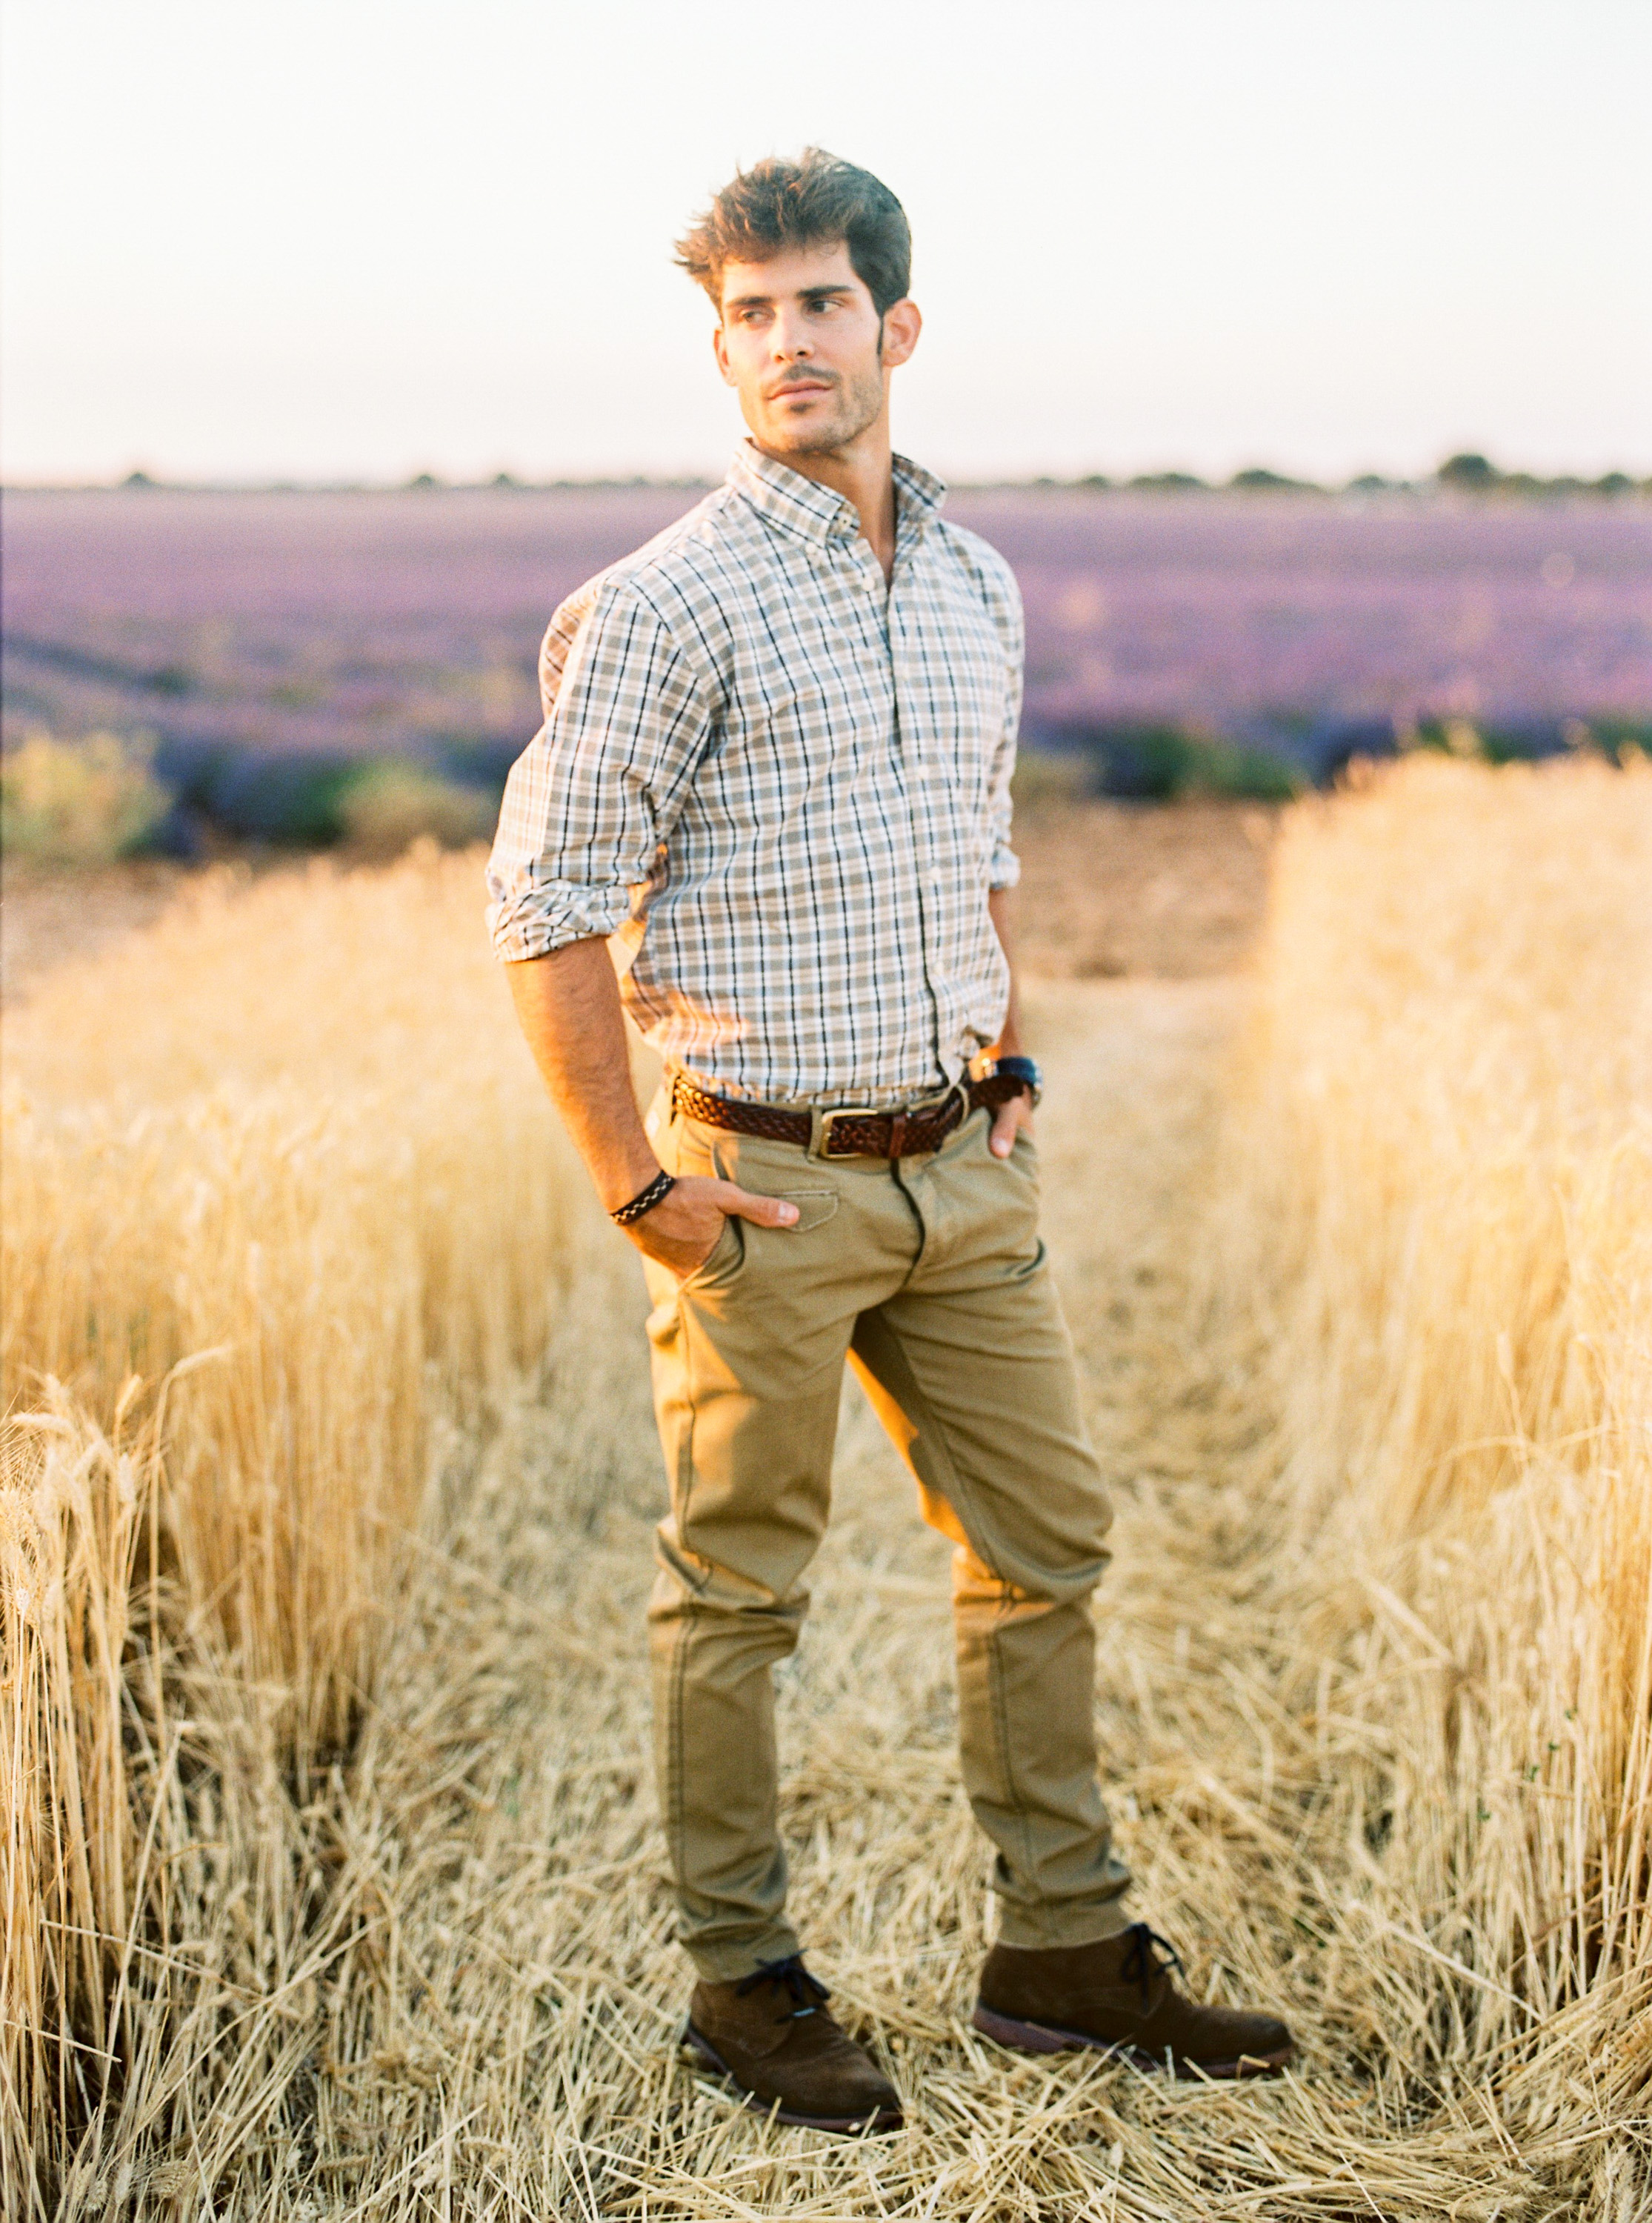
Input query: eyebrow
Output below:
<box><xmin>724</xmin><ymin>282</ymin><xmax>858</xmax><ymax>312</ymax></box>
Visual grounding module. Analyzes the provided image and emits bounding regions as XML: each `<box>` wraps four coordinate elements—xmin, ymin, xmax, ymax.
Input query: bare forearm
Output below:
<box><xmin>504</xmin><ymin>937</ymin><xmax>799</xmax><ymax>1274</ymax></box>
<box><xmin>505</xmin><ymin>940</ymin><xmax>659</xmax><ymax>1212</ymax></box>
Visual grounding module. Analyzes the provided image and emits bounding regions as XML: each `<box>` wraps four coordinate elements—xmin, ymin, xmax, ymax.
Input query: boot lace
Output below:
<box><xmin>1119</xmin><ymin>1924</ymin><xmax>1185</xmax><ymax>2007</ymax></box>
<box><xmin>733</xmin><ymin>1954</ymin><xmax>831</xmax><ymax>2024</ymax></box>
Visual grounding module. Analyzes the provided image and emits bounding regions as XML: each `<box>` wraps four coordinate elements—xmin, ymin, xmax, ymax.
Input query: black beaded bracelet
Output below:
<box><xmin>611</xmin><ymin>1168</ymin><xmax>677</xmax><ymax>1226</ymax></box>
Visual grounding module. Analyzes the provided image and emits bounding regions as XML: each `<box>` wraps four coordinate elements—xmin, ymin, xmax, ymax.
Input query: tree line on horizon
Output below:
<box><xmin>50</xmin><ymin>452</ymin><xmax>1652</xmax><ymax>499</ymax></box>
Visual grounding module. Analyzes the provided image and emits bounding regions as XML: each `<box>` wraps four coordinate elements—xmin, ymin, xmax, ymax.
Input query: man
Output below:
<box><xmin>488</xmin><ymin>149</ymin><xmax>1291</xmax><ymax>2133</ymax></box>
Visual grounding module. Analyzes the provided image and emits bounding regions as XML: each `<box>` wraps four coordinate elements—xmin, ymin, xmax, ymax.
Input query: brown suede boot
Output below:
<box><xmin>974</xmin><ymin>1924</ymin><xmax>1293</xmax><ymax>2079</ymax></box>
<box><xmin>685</xmin><ymin>1956</ymin><xmax>903</xmax><ymax>2133</ymax></box>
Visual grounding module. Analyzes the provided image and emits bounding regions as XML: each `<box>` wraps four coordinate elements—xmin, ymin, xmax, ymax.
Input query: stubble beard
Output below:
<box><xmin>762</xmin><ymin>357</ymin><xmax>885</xmax><ymax>459</ymax></box>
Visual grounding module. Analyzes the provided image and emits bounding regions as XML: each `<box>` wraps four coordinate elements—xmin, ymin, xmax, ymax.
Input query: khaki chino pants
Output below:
<box><xmin>641</xmin><ymin>1083</ymin><xmax>1132</xmax><ymax>1981</ymax></box>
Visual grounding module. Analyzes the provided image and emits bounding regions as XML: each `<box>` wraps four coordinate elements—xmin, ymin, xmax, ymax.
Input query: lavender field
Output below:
<box><xmin>4</xmin><ymin>486</ymin><xmax>1649</xmax><ymax>831</ymax></box>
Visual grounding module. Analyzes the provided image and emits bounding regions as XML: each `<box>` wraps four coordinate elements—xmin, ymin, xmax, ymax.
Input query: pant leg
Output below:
<box><xmin>642</xmin><ymin>1105</ymin><xmax>914</xmax><ymax>1980</ymax></box>
<box><xmin>849</xmin><ymin>1112</ymin><xmax>1132</xmax><ymax>1949</ymax></box>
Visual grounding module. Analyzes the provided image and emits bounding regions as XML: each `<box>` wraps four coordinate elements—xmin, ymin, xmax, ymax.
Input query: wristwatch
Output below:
<box><xmin>990</xmin><ymin>1054</ymin><xmax>1043</xmax><ymax>1108</ymax></box>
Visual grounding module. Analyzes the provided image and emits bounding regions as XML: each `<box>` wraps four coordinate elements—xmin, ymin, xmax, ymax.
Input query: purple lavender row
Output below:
<box><xmin>3</xmin><ymin>488</ymin><xmax>1648</xmax><ymax>836</ymax></box>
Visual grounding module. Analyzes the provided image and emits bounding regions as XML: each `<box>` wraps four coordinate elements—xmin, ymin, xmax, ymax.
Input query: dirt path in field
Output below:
<box><xmin>250</xmin><ymin>970</ymin><xmax>1537</xmax><ymax>2220</ymax></box>
<box><xmin>277</xmin><ymin>975</ymin><xmax>1258</xmax><ymax>2219</ymax></box>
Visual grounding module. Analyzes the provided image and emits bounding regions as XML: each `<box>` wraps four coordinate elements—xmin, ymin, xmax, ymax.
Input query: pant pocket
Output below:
<box><xmin>676</xmin><ymin>1212</ymin><xmax>745</xmax><ymax>1293</ymax></box>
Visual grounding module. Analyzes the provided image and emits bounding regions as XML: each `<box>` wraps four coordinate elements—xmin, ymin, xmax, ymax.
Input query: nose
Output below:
<box><xmin>770</xmin><ymin>308</ymin><xmax>812</xmax><ymax>359</ymax></box>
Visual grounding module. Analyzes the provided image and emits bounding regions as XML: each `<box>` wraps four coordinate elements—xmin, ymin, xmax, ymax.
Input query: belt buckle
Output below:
<box><xmin>814</xmin><ymin>1083</ymin><xmax>963</xmax><ymax>1160</ymax></box>
<box><xmin>815</xmin><ymin>1102</ymin><xmax>885</xmax><ymax>1158</ymax></box>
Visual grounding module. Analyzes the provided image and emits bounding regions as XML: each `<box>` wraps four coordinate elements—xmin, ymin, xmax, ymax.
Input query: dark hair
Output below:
<box><xmin>674</xmin><ymin>148</ymin><xmax>911</xmax><ymax>316</ymax></box>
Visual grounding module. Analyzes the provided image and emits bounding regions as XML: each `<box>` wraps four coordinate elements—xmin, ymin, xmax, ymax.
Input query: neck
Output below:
<box><xmin>753</xmin><ymin>419</ymin><xmax>898</xmax><ymax>580</ymax></box>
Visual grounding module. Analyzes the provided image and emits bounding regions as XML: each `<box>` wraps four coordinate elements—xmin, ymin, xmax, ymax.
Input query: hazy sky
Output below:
<box><xmin>4</xmin><ymin>0</ymin><xmax>1648</xmax><ymax>485</ymax></box>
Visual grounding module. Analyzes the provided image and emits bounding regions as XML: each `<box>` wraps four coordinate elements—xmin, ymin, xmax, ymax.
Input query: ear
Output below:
<box><xmin>711</xmin><ymin>321</ymin><xmax>736</xmax><ymax>387</ymax></box>
<box><xmin>879</xmin><ymin>298</ymin><xmax>922</xmax><ymax>371</ymax></box>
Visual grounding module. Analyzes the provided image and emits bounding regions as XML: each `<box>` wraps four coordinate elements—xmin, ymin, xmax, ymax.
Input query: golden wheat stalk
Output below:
<box><xmin>4</xmin><ymin>768</ymin><xmax>1648</xmax><ymax>2215</ymax></box>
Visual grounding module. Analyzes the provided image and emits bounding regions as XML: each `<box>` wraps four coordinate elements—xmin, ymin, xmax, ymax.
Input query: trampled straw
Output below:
<box><xmin>4</xmin><ymin>766</ymin><xmax>1648</xmax><ymax>2215</ymax></box>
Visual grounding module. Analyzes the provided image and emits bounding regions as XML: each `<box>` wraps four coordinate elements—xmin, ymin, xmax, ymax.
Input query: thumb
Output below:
<box><xmin>989</xmin><ymin>1108</ymin><xmax>1017</xmax><ymax>1158</ymax></box>
<box><xmin>719</xmin><ymin>1181</ymin><xmax>800</xmax><ymax>1228</ymax></box>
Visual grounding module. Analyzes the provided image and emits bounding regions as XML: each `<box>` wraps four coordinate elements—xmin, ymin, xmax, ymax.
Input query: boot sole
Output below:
<box><xmin>682</xmin><ymin>2021</ymin><xmax>905</xmax><ymax>2134</ymax></box>
<box><xmin>972</xmin><ymin>2003</ymin><xmax>1292</xmax><ymax>2080</ymax></box>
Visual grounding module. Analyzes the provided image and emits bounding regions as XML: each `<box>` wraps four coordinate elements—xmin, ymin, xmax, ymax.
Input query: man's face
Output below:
<box><xmin>713</xmin><ymin>239</ymin><xmax>918</xmax><ymax>458</ymax></box>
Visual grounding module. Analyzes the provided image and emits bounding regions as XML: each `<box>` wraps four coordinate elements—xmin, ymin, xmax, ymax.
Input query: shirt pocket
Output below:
<box><xmin>721</xmin><ymin>637</ymin><xmax>893</xmax><ymax>818</ymax></box>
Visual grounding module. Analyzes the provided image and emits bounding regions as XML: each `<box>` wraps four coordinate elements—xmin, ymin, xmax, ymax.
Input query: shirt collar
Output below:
<box><xmin>727</xmin><ymin>441</ymin><xmax>947</xmax><ymax>550</ymax></box>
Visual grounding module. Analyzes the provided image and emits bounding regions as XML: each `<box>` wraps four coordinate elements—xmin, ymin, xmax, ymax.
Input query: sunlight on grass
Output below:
<box><xmin>4</xmin><ymin>767</ymin><xmax>1648</xmax><ymax>2215</ymax></box>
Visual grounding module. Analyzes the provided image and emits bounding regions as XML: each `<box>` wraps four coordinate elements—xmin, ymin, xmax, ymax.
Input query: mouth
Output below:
<box><xmin>767</xmin><ymin>380</ymin><xmax>834</xmax><ymax>405</ymax></box>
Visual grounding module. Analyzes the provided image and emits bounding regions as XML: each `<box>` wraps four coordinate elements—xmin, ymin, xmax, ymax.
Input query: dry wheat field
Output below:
<box><xmin>4</xmin><ymin>756</ymin><xmax>1650</xmax><ymax>2219</ymax></box>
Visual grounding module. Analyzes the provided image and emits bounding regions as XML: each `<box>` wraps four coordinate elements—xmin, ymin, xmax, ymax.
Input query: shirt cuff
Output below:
<box><xmin>988</xmin><ymin>840</ymin><xmax>1022</xmax><ymax>892</ymax></box>
<box><xmin>485</xmin><ymin>869</ymin><xmax>634</xmax><ymax>961</ymax></box>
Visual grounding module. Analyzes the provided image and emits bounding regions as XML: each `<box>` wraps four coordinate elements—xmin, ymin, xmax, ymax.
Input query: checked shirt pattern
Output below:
<box><xmin>486</xmin><ymin>444</ymin><xmax>1024</xmax><ymax>1109</ymax></box>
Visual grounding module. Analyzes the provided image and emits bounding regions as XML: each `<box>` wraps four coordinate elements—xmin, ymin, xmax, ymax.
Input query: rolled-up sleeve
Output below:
<box><xmin>486</xmin><ymin>578</ymin><xmax>714</xmax><ymax>962</ymax></box>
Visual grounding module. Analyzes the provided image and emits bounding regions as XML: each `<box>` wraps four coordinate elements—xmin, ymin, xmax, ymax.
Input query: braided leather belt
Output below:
<box><xmin>670</xmin><ymin>1070</ymin><xmax>1025</xmax><ymax>1159</ymax></box>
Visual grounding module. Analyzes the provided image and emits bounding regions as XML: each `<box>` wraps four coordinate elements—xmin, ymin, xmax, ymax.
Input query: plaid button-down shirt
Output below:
<box><xmin>486</xmin><ymin>444</ymin><xmax>1023</xmax><ymax>1108</ymax></box>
